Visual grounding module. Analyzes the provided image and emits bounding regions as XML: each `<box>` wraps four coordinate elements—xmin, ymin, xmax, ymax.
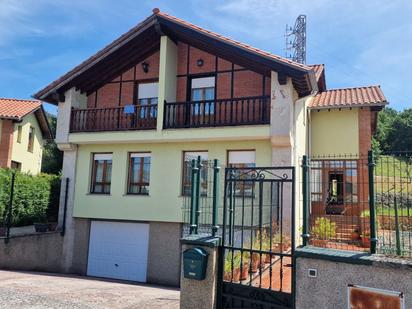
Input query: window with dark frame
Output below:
<box><xmin>17</xmin><ymin>125</ymin><xmax>22</xmax><ymax>143</ymax></box>
<box><xmin>128</xmin><ymin>153</ymin><xmax>151</xmax><ymax>195</ymax></box>
<box><xmin>27</xmin><ymin>126</ymin><xmax>34</xmax><ymax>152</ymax></box>
<box><xmin>91</xmin><ymin>153</ymin><xmax>112</xmax><ymax>194</ymax></box>
<box><xmin>182</xmin><ymin>151</ymin><xmax>208</xmax><ymax>196</ymax></box>
<box><xmin>228</xmin><ymin>150</ymin><xmax>256</xmax><ymax>197</ymax></box>
<box><xmin>11</xmin><ymin>161</ymin><xmax>21</xmax><ymax>171</ymax></box>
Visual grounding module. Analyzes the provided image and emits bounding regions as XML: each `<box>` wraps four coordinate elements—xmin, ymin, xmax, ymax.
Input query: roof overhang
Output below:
<box><xmin>33</xmin><ymin>11</ymin><xmax>316</xmax><ymax>104</ymax></box>
<box><xmin>0</xmin><ymin>105</ymin><xmax>53</xmax><ymax>139</ymax></box>
<box><xmin>308</xmin><ymin>102</ymin><xmax>388</xmax><ymax>111</ymax></box>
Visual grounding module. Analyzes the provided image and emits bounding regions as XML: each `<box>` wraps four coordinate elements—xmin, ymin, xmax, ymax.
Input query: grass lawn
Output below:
<box><xmin>375</xmin><ymin>155</ymin><xmax>412</xmax><ymax>178</ymax></box>
<box><xmin>376</xmin><ymin>205</ymin><xmax>411</xmax><ymax>217</ymax></box>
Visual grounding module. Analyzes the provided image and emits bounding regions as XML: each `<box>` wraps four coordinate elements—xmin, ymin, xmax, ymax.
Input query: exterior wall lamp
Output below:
<box><xmin>196</xmin><ymin>58</ymin><xmax>204</xmax><ymax>67</ymax></box>
<box><xmin>142</xmin><ymin>62</ymin><xmax>149</xmax><ymax>73</ymax></box>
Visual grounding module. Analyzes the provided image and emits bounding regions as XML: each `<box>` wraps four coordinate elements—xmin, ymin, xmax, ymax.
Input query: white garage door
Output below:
<box><xmin>87</xmin><ymin>221</ymin><xmax>149</xmax><ymax>282</ymax></box>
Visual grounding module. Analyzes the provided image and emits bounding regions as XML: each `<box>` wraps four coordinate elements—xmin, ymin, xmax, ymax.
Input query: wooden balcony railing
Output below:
<box><xmin>70</xmin><ymin>104</ymin><xmax>157</xmax><ymax>132</ymax></box>
<box><xmin>163</xmin><ymin>96</ymin><xmax>270</xmax><ymax>129</ymax></box>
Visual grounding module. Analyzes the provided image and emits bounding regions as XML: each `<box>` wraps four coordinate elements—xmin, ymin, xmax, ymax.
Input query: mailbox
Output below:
<box><xmin>183</xmin><ymin>247</ymin><xmax>209</xmax><ymax>280</ymax></box>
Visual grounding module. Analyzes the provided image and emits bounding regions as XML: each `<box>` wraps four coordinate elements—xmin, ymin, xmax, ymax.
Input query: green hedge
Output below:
<box><xmin>0</xmin><ymin>169</ymin><xmax>61</xmax><ymax>226</ymax></box>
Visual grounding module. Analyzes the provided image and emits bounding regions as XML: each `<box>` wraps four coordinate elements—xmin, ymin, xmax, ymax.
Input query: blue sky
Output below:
<box><xmin>0</xmin><ymin>0</ymin><xmax>411</xmax><ymax>114</ymax></box>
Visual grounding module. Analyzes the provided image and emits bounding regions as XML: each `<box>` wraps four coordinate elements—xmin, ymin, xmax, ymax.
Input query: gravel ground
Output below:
<box><xmin>0</xmin><ymin>270</ymin><xmax>180</xmax><ymax>309</ymax></box>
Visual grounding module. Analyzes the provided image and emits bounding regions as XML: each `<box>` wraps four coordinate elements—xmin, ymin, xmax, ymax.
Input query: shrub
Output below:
<box><xmin>0</xmin><ymin>169</ymin><xmax>61</xmax><ymax>226</ymax></box>
<box><xmin>312</xmin><ymin>217</ymin><xmax>336</xmax><ymax>240</ymax></box>
<box><xmin>224</xmin><ymin>251</ymin><xmax>241</xmax><ymax>273</ymax></box>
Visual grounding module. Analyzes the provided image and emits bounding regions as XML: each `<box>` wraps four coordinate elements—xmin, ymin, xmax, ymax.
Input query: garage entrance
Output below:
<box><xmin>87</xmin><ymin>221</ymin><xmax>149</xmax><ymax>282</ymax></box>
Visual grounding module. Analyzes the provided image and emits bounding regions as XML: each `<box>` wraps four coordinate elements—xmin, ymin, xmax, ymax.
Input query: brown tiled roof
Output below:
<box><xmin>155</xmin><ymin>10</ymin><xmax>311</xmax><ymax>72</ymax></box>
<box><xmin>309</xmin><ymin>86</ymin><xmax>388</xmax><ymax>109</ymax></box>
<box><xmin>34</xmin><ymin>8</ymin><xmax>314</xmax><ymax>103</ymax></box>
<box><xmin>0</xmin><ymin>98</ymin><xmax>42</xmax><ymax>120</ymax></box>
<box><xmin>308</xmin><ymin>64</ymin><xmax>324</xmax><ymax>81</ymax></box>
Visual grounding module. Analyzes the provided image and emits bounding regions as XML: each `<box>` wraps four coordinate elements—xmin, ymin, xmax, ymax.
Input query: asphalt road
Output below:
<box><xmin>0</xmin><ymin>270</ymin><xmax>180</xmax><ymax>309</ymax></box>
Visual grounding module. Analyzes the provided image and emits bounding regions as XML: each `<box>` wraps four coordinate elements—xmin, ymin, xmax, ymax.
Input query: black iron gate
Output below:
<box><xmin>218</xmin><ymin>166</ymin><xmax>295</xmax><ymax>309</ymax></box>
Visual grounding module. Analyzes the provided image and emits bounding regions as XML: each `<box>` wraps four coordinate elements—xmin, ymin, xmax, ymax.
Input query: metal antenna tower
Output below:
<box><xmin>285</xmin><ymin>15</ymin><xmax>306</xmax><ymax>64</ymax></box>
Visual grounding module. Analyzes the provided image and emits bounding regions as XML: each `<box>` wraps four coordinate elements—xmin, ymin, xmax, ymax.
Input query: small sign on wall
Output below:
<box><xmin>124</xmin><ymin>104</ymin><xmax>135</xmax><ymax>114</ymax></box>
<box><xmin>348</xmin><ymin>284</ymin><xmax>404</xmax><ymax>309</ymax></box>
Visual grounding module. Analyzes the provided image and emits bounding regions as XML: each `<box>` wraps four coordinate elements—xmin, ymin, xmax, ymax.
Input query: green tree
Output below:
<box><xmin>41</xmin><ymin>114</ymin><xmax>63</xmax><ymax>174</ymax></box>
<box><xmin>374</xmin><ymin>108</ymin><xmax>412</xmax><ymax>152</ymax></box>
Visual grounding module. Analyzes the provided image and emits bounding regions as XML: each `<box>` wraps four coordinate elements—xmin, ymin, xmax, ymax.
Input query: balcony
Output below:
<box><xmin>69</xmin><ymin>96</ymin><xmax>270</xmax><ymax>133</ymax></box>
<box><xmin>163</xmin><ymin>95</ymin><xmax>270</xmax><ymax>129</ymax></box>
<box><xmin>70</xmin><ymin>105</ymin><xmax>157</xmax><ymax>132</ymax></box>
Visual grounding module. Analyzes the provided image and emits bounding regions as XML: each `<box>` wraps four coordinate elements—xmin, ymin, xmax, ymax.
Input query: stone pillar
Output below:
<box><xmin>0</xmin><ymin>120</ymin><xmax>14</xmax><ymax>168</ymax></box>
<box><xmin>157</xmin><ymin>35</ymin><xmax>177</xmax><ymax>131</ymax></box>
<box><xmin>180</xmin><ymin>236</ymin><xmax>220</xmax><ymax>309</ymax></box>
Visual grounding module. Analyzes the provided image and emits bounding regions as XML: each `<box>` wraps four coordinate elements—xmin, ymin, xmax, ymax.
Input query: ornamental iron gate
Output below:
<box><xmin>218</xmin><ymin>166</ymin><xmax>295</xmax><ymax>309</ymax></box>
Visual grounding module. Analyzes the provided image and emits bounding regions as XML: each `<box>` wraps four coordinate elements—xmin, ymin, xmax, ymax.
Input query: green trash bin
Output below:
<box><xmin>183</xmin><ymin>247</ymin><xmax>209</xmax><ymax>280</ymax></box>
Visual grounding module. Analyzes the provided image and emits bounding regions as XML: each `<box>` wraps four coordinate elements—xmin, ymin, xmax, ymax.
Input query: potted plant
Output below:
<box><xmin>250</xmin><ymin>231</ymin><xmax>267</xmax><ymax>272</ymax></box>
<box><xmin>240</xmin><ymin>252</ymin><xmax>250</xmax><ymax>281</ymax></box>
<box><xmin>261</xmin><ymin>235</ymin><xmax>275</xmax><ymax>264</ymax></box>
<box><xmin>34</xmin><ymin>212</ymin><xmax>48</xmax><ymax>233</ymax></box>
<box><xmin>360</xmin><ymin>232</ymin><xmax>371</xmax><ymax>248</ymax></box>
<box><xmin>310</xmin><ymin>217</ymin><xmax>336</xmax><ymax>248</ymax></box>
<box><xmin>350</xmin><ymin>228</ymin><xmax>360</xmax><ymax>241</ymax></box>
<box><xmin>224</xmin><ymin>251</ymin><xmax>241</xmax><ymax>282</ymax></box>
<box><xmin>272</xmin><ymin>233</ymin><xmax>290</xmax><ymax>253</ymax></box>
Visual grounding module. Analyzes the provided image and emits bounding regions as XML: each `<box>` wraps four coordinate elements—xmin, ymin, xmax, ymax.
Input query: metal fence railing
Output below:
<box><xmin>301</xmin><ymin>151</ymin><xmax>412</xmax><ymax>257</ymax></box>
<box><xmin>301</xmin><ymin>153</ymin><xmax>373</xmax><ymax>253</ymax></box>
<box><xmin>374</xmin><ymin>152</ymin><xmax>411</xmax><ymax>257</ymax></box>
<box><xmin>182</xmin><ymin>158</ymin><xmax>223</xmax><ymax>237</ymax></box>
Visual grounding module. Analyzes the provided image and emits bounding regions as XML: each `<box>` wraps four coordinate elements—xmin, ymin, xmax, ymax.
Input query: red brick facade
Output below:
<box><xmin>87</xmin><ymin>41</ymin><xmax>270</xmax><ymax>108</ymax></box>
<box><xmin>87</xmin><ymin>50</ymin><xmax>161</xmax><ymax>109</ymax></box>
<box><xmin>358</xmin><ymin>108</ymin><xmax>373</xmax><ymax>157</ymax></box>
<box><xmin>0</xmin><ymin>120</ymin><xmax>14</xmax><ymax>168</ymax></box>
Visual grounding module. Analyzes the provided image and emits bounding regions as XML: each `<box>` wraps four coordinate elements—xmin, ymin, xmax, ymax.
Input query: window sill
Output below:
<box><xmin>87</xmin><ymin>193</ymin><xmax>111</xmax><ymax>196</ymax></box>
<box><xmin>123</xmin><ymin>193</ymin><xmax>150</xmax><ymax>197</ymax></box>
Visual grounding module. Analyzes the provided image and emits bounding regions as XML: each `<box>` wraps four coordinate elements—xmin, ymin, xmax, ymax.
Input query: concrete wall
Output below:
<box><xmin>11</xmin><ymin>113</ymin><xmax>44</xmax><ymax>174</ymax></box>
<box><xmin>296</xmin><ymin>255</ymin><xmax>412</xmax><ymax>309</ymax></box>
<box><xmin>147</xmin><ymin>222</ymin><xmax>182</xmax><ymax>286</ymax></box>
<box><xmin>72</xmin><ymin>140</ymin><xmax>272</xmax><ymax>222</ymax></box>
<box><xmin>310</xmin><ymin>108</ymin><xmax>359</xmax><ymax>156</ymax></box>
<box><xmin>0</xmin><ymin>232</ymin><xmax>63</xmax><ymax>273</ymax></box>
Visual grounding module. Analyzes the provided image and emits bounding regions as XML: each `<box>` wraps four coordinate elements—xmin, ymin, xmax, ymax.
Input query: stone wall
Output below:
<box><xmin>0</xmin><ymin>232</ymin><xmax>63</xmax><ymax>273</ymax></box>
<box><xmin>295</xmin><ymin>250</ymin><xmax>412</xmax><ymax>308</ymax></box>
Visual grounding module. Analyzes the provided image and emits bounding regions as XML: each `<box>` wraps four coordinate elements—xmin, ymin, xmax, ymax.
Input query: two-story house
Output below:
<box><xmin>0</xmin><ymin>98</ymin><xmax>52</xmax><ymax>174</ymax></box>
<box><xmin>34</xmin><ymin>9</ymin><xmax>387</xmax><ymax>286</ymax></box>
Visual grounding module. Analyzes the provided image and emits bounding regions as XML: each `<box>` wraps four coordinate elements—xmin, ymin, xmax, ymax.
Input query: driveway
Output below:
<box><xmin>0</xmin><ymin>270</ymin><xmax>180</xmax><ymax>309</ymax></box>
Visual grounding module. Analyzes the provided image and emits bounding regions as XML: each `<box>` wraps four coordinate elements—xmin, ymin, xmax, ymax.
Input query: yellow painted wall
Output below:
<box><xmin>310</xmin><ymin>108</ymin><xmax>359</xmax><ymax>157</ymax></box>
<box><xmin>69</xmin><ymin>125</ymin><xmax>271</xmax><ymax>144</ymax></box>
<box><xmin>73</xmin><ymin>140</ymin><xmax>272</xmax><ymax>222</ymax></box>
<box><xmin>11</xmin><ymin>114</ymin><xmax>44</xmax><ymax>174</ymax></box>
